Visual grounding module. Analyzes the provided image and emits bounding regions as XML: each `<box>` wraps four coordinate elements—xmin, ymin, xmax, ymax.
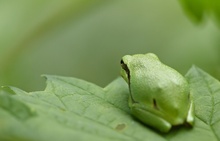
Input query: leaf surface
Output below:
<box><xmin>0</xmin><ymin>66</ymin><xmax>220</xmax><ymax>141</ymax></box>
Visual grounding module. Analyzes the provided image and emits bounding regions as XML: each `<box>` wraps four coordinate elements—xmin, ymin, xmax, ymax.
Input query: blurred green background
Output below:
<box><xmin>0</xmin><ymin>0</ymin><xmax>220</xmax><ymax>91</ymax></box>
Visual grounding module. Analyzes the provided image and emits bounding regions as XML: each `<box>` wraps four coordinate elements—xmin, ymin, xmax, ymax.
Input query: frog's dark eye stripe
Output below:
<box><xmin>121</xmin><ymin>59</ymin><xmax>135</xmax><ymax>103</ymax></box>
<box><xmin>120</xmin><ymin>60</ymin><xmax>130</xmax><ymax>81</ymax></box>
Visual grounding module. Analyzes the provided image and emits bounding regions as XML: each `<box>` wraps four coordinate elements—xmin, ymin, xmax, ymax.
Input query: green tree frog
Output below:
<box><xmin>120</xmin><ymin>53</ymin><xmax>194</xmax><ymax>132</ymax></box>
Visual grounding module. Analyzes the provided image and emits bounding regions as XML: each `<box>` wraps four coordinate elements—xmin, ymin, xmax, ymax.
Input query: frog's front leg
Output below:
<box><xmin>130</xmin><ymin>104</ymin><xmax>172</xmax><ymax>133</ymax></box>
<box><xmin>186</xmin><ymin>100</ymin><xmax>194</xmax><ymax>126</ymax></box>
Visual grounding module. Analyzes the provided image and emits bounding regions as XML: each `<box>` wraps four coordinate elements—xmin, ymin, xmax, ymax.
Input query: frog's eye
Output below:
<box><xmin>120</xmin><ymin>60</ymin><xmax>130</xmax><ymax>80</ymax></box>
<box><xmin>120</xmin><ymin>59</ymin><xmax>125</xmax><ymax>65</ymax></box>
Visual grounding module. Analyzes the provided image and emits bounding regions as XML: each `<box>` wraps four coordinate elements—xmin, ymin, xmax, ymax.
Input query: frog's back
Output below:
<box><xmin>129</xmin><ymin>53</ymin><xmax>189</xmax><ymax>107</ymax></box>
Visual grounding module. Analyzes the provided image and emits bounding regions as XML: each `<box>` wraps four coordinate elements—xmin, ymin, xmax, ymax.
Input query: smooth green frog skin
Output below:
<box><xmin>120</xmin><ymin>53</ymin><xmax>194</xmax><ymax>132</ymax></box>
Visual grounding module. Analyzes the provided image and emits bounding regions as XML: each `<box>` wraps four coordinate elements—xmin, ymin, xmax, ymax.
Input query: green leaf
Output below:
<box><xmin>0</xmin><ymin>75</ymin><xmax>165</xmax><ymax>141</ymax></box>
<box><xmin>185</xmin><ymin>66</ymin><xmax>220</xmax><ymax>140</ymax></box>
<box><xmin>179</xmin><ymin>0</ymin><xmax>205</xmax><ymax>22</ymax></box>
<box><xmin>0</xmin><ymin>66</ymin><xmax>220</xmax><ymax>141</ymax></box>
<box><xmin>179</xmin><ymin>0</ymin><xmax>220</xmax><ymax>23</ymax></box>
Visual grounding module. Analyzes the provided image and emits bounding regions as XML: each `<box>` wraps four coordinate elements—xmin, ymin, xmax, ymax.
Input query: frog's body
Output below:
<box><xmin>120</xmin><ymin>53</ymin><xmax>194</xmax><ymax>132</ymax></box>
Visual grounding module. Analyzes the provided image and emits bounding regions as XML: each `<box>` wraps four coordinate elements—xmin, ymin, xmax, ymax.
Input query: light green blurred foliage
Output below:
<box><xmin>0</xmin><ymin>0</ymin><xmax>220</xmax><ymax>91</ymax></box>
<box><xmin>179</xmin><ymin>0</ymin><xmax>220</xmax><ymax>23</ymax></box>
